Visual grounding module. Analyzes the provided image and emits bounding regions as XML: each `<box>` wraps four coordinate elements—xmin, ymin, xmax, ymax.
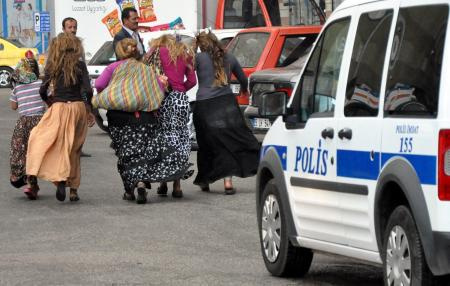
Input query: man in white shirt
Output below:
<box><xmin>112</xmin><ymin>7</ymin><xmax>145</xmax><ymax>58</ymax></box>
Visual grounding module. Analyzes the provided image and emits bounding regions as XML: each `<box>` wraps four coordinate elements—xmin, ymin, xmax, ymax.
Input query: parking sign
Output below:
<box><xmin>34</xmin><ymin>12</ymin><xmax>50</xmax><ymax>33</ymax></box>
<box><xmin>34</xmin><ymin>12</ymin><xmax>41</xmax><ymax>32</ymax></box>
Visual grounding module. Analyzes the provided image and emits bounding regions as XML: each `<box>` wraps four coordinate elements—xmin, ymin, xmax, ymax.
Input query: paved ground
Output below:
<box><xmin>0</xmin><ymin>88</ymin><xmax>383</xmax><ymax>285</ymax></box>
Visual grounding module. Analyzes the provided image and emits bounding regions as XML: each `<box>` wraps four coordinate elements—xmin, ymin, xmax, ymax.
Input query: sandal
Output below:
<box><xmin>56</xmin><ymin>181</ymin><xmax>66</xmax><ymax>202</ymax></box>
<box><xmin>28</xmin><ymin>175</ymin><xmax>40</xmax><ymax>192</ymax></box>
<box><xmin>200</xmin><ymin>184</ymin><xmax>210</xmax><ymax>192</ymax></box>
<box><xmin>172</xmin><ymin>189</ymin><xmax>183</xmax><ymax>198</ymax></box>
<box><xmin>157</xmin><ymin>183</ymin><xmax>168</xmax><ymax>196</ymax></box>
<box><xmin>122</xmin><ymin>191</ymin><xmax>136</xmax><ymax>201</ymax></box>
<box><xmin>224</xmin><ymin>187</ymin><xmax>236</xmax><ymax>195</ymax></box>
<box><xmin>136</xmin><ymin>182</ymin><xmax>148</xmax><ymax>204</ymax></box>
<box><xmin>23</xmin><ymin>187</ymin><xmax>38</xmax><ymax>200</ymax></box>
<box><xmin>69</xmin><ymin>189</ymin><xmax>80</xmax><ymax>202</ymax></box>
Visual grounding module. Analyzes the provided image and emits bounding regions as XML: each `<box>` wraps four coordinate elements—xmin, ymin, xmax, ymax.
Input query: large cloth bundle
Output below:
<box><xmin>92</xmin><ymin>59</ymin><xmax>164</xmax><ymax>112</ymax></box>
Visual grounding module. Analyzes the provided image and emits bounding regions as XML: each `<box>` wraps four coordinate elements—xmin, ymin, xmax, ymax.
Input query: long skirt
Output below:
<box><xmin>108</xmin><ymin>91</ymin><xmax>192</xmax><ymax>192</ymax></box>
<box><xmin>26</xmin><ymin>102</ymin><xmax>88</xmax><ymax>189</ymax></box>
<box><xmin>10</xmin><ymin>115</ymin><xmax>42</xmax><ymax>188</ymax></box>
<box><xmin>193</xmin><ymin>93</ymin><xmax>260</xmax><ymax>186</ymax></box>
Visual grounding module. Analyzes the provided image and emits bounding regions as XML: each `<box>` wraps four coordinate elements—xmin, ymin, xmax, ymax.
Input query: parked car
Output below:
<box><xmin>0</xmin><ymin>37</ymin><xmax>39</xmax><ymax>88</ymax></box>
<box><xmin>226</xmin><ymin>26</ymin><xmax>321</xmax><ymax>110</ymax></box>
<box><xmin>244</xmin><ymin>52</ymin><xmax>311</xmax><ymax>142</ymax></box>
<box><xmin>257</xmin><ymin>0</ymin><xmax>450</xmax><ymax>284</ymax></box>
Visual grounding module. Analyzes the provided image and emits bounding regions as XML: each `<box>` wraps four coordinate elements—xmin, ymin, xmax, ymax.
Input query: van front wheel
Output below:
<box><xmin>258</xmin><ymin>179</ymin><xmax>313</xmax><ymax>277</ymax></box>
<box><xmin>382</xmin><ymin>205</ymin><xmax>433</xmax><ymax>286</ymax></box>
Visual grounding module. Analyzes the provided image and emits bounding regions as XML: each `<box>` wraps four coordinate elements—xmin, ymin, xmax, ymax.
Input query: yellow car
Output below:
<box><xmin>0</xmin><ymin>37</ymin><xmax>39</xmax><ymax>88</ymax></box>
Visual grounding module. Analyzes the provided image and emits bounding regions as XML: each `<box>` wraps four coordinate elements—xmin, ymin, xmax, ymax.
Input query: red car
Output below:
<box><xmin>226</xmin><ymin>25</ymin><xmax>322</xmax><ymax>107</ymax></box>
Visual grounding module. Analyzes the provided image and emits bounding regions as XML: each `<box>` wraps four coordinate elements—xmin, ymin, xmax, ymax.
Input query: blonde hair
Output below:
<box><xmin>115</xmin><ymin>38</ymin><xmax>139</xmax><ymax>60</ymax></box>
<box><xmin>149</xmin><ymin>34</ymin><xmax>192</xmax><ymax>65</ymax></box>
<box><xmin>195</xmin><ymin>31</ymin><xmax>227</xmax><ymax>86</ymax></box>
<box><xmin>45</xmin><ymin>33</ymin><xmax>83</xmax><ymax>87</ymax></box>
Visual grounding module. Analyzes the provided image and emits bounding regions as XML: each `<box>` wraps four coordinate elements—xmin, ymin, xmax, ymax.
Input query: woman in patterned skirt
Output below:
<box><xmin>95</xmin><ymin>38</ymin><xmax>169</xmax><ymax>204</ymax></box>
<box><xmin>9</xmin><ymin>58</ymin><xmax>46</xmax><ymax>199</ymax></box>
<box><xmin>145</xmin><ymin>34</ymin><xmax>196</xmax><ymax>198</ymax></box>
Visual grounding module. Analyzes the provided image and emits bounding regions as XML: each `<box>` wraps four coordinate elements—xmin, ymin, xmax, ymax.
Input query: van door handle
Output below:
<box><xmin>338</xmin><ymin>128</ymin><xmax>352</xmax><ymax>140</ymax></box>
<box><xmin>321</xmin><ymin>128</ymin><xmax>334</xmax><ymax>139</ymax></box>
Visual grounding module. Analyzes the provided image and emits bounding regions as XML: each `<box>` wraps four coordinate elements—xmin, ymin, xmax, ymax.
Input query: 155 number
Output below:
<box><xmin>399</xmin><ymin>137</ymin><xmax>413</xmax><ymax>153</ymax></box>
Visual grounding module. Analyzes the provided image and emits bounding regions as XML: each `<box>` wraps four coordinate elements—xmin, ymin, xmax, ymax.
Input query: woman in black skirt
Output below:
<box><xmin>193</xmin><ymin>31</ymin><xmax>260</xmax><ymax>194</ymax></box>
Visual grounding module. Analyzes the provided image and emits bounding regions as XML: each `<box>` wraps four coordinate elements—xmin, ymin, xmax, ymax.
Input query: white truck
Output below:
<box><xmin>47</xmin><ymin>0</ymin><xmax>212</xmax><ymax>60</ymax></box>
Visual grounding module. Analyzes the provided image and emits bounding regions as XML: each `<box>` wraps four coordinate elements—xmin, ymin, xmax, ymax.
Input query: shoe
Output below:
<box><xmin>172</xmin><ymin>189</ymin><xmax>183</xmax><ymax>198</ymax></box>
<box><xmin>224</xmin><ymin>187</ymin><xmax>236</xmax><ymax>195</ymax></box>
<box><xmin>200</xmin><ymin>184</ymin><xmax>210</xmax><ymax>192</ymax></box>
<box><xmin>23</xmin><ymin>187</ymin><xmax>38</xmax><ymax>200</ymax></box>
<box><xmin>122</xmin><ymin>191</ymin><xmax>136</xmax><ymax>201</ymax></box>
<box><xmin>136</xmin><ymin>182</ymin><xmax>147</xmax><ymax>204</ymax></box>
<box><xmin>69</xmin><ymin>189</ymin><xmax>80</xmax><ymax>202</ymax></box>
<box><xmin>181</xmin><ymin>169</ymin><xmax>195</xmax><ymax>180</ymax></box>
<box><xmin>56</xmin><ymin>182</ymin><xmax>66</xmax><ymax>201</ymax></box>
<box><xmin>80</xmin><ymin>151</ymin><xmax>91</xmax><ymax>157</ymax></box>
<box><xmin>157</xmin><ymin>184</ymin><xmax>168</xmax><ymax>196</ymax></box>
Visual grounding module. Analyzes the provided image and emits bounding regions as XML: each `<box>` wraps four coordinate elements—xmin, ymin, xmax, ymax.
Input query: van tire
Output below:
<box><xmin>0</xmin><ymin>67</ymin><xmax>13</xmax><ymax>88</ymax></box>
<box><xmin>258</xmin><ymin>179</ymin><xmax>313</xmax><ymax>277</ymax></box>
<box><xmin>382</xmin><ymin>205</ymin><xmax>434</xmax><ymax>286</ymax></box>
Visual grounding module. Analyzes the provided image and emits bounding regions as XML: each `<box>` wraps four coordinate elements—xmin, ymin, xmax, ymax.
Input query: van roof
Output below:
<box><xmin>335</xmin><ymin>0</ymin><xmax>387</xmax><ymax>11</ymax></box>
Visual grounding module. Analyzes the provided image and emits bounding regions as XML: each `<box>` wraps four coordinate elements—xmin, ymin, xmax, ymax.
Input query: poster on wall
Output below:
<box><xmin>59</xmin><ymin>0</ymin><xmax>196</xmax><ymax>59</ymax></box>
<box><xmin>2</xmin><ymin>0</ymin><xmax>48</xmax><ymax>52</ymax></box>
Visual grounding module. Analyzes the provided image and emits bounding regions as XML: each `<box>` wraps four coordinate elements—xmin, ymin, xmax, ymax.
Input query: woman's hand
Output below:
<box><xmin>158</xmin><ymin>75</ymin><xmax>169</xmax><ymax>91</ymax></box>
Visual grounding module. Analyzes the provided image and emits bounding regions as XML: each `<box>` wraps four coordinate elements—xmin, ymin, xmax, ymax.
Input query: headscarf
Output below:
<box><xmin>11</xmin><ymin>58</ymin><xmax>38</xmax><ymax>84</ymax></box>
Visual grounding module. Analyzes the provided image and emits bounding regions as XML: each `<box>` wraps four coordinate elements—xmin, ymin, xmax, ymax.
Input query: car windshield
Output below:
<box><xmin>228</xmin><ymin>32</ymin><xmax>269</xmax><ymax>68</ymax></box>
<box><xmin>3</xmin><ymin>38</ymin><xmax>25</xmax><ymax>48</ymax></box>
<box><xmin>89</xmin><ymin>41</ymin><xmax>116</xmax><ymax>66</ymax></box>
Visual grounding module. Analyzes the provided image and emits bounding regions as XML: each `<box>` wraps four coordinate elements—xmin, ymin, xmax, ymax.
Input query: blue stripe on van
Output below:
<box><xmin>337</xmin><ymin>150</ymin><xmax>380</xmax><ymax>180</ymax></box>
<box><xmin>381</xmin><ymin>153</ymin><xmax>436</xmax><ymax>185</ymax></box>
<box><xmin>337</xmin><ymin>150</ymin><xmax>436</xmax><ymax>185</ymax></box>
<box><xmin>261</xmin><ymin>145</ymin><xmax>287</xmax><ymax>171</ymax></box>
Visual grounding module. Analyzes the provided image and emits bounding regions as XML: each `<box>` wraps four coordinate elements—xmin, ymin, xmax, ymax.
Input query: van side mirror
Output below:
<box><xmin>0</xmin><ymin>44</ymin><xmax>4</xmax><ymax>50</ymax></box>
<box><xmin>259</xmin><ymin>91</ymin><xmax>288</xmax><ymax>117</ymax></box>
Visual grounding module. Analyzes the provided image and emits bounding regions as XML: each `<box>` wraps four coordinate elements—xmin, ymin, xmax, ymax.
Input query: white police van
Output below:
<box><xmin>256</xmin><ymin>0</ymin><xmax>450</xmax><ymax>284</ymax></box>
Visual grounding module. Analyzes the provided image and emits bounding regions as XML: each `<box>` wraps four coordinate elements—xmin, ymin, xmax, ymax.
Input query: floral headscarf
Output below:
<box><xmin>11</xmin><ymin>59</ymin><xmax>37</xmax><ymax>84</ymax></box>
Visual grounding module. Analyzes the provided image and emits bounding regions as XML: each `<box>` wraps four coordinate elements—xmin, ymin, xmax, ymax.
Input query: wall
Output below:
<box><xmin>1</xmin><ymin>0</ymin><xmax>48</xmax><ymax>52</ymax></box>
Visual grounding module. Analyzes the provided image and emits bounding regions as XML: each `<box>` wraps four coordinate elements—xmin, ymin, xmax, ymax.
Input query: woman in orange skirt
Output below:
<box><xmin>26</xmin><ymin>33</ymin><xmax>95</xmax><ymax>202</ymax></box>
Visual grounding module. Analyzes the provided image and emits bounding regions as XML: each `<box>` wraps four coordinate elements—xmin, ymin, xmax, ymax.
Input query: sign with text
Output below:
<box><xmin>34</xmin><ymin>11</ymin><xmax>50</xmax><ymax>32</ymax></box>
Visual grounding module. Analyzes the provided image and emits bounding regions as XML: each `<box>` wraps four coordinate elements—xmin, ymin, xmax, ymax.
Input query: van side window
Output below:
<box><xmin>384</xmin><ymin>5</ymin><xmax>448</xmax><ymax>116</ymax></box>
<box><xmin>294</xmin><ymin>18</ymin><xmax>350</xmax><ymax>121</ymax></box>
<box><xmin>345</xmin><ymin>10</ymin><xmax>393</xmax><ymax>117</ymax></box>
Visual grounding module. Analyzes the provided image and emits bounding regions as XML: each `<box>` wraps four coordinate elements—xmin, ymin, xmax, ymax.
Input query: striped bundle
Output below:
<box><xmin>92</xmin><ymin>59</ymin><xmax>164</xmax><ymax>112</ymax></box>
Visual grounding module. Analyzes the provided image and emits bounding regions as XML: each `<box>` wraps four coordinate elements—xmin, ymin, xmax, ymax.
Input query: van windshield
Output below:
<box><xmin>228</xmin><ymin>32</ymin><xmax>269</xmax><ymax>68</ymax></box>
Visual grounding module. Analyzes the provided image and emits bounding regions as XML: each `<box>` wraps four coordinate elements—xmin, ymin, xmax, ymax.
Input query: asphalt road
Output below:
<box><xmin>0</xmin><ymin>88</ymin><xmax>383</xmax><ymax>285</ymax></box>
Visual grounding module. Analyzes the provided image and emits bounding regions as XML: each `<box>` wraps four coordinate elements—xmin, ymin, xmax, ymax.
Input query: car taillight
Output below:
<box><xmin>438</xmin><ymin>129</ymin><xmax>450</xmax><ymax>200</ymax></box>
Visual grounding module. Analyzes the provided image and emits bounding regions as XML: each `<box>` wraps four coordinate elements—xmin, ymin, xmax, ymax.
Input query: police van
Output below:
<box><xmin>256</xmin><ymin>0</ymin><xmax>450</xmax><ymax>284</ymax></box>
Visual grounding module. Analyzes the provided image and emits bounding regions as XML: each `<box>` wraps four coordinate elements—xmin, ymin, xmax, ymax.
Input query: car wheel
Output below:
<box><xmin>0</xmin><ymin>67</ymin><xmax>13</xmax><ymax>88</ymax></box>
<box><xmin>258</xmin><ymin>179</ymin><xmax>313</xmax><ymax>277</ymax></box>
<box><xmin>93</xmin><ymin>109</ymin><xmax>108</xmax><ymax>132</ymax></box>
<box><xmin>382</xmin><ymin>205</ymin><xmax>433</xmax><ymax>286</ymax></box>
